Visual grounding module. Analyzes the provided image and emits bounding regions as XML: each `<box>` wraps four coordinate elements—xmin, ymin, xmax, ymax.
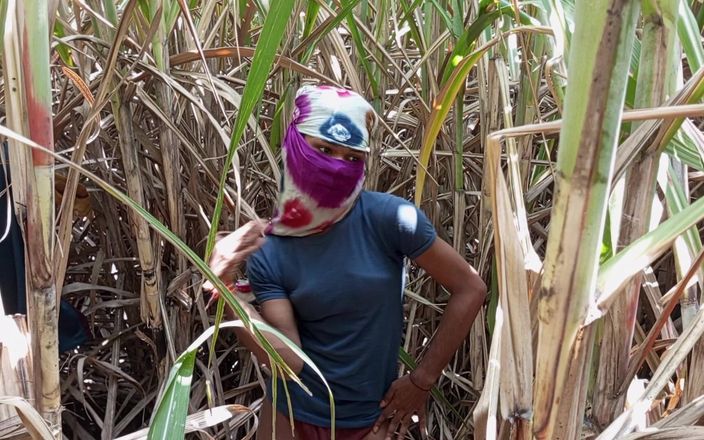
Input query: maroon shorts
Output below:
<box><xmin>293</xmin><ymin>420</ymin><xmax>372</xmax><ymax>440</ymax></box>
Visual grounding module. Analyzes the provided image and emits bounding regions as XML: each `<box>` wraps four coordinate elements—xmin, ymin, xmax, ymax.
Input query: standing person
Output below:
<box><xmin>208</xmin><ymin>85</ymin><xmax>486</xmax><ymax>440</ymax></box>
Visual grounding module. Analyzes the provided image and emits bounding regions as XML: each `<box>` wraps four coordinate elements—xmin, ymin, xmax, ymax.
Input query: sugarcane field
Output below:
<box><xmin>3</xmin><ymin>1</ymin><xmax>704</xmax><ymax>439</ymax></box>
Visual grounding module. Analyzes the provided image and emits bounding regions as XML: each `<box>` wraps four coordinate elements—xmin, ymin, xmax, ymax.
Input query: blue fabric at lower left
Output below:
<box><xmin>0</xmin><ymin>147</ymin><xmax>90</xmax><ymax>352</ymax></box>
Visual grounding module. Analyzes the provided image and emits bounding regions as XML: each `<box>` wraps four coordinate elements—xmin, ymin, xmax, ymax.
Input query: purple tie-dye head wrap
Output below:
<box><xmin>294</xmin><ymin>84</ymin><xmax>376</xmax><ymax>151</ymax></box>
<box><xmin>269</xmin><ymin>85</ymin><xmax>376</xmax><ymax>237</ymax></box>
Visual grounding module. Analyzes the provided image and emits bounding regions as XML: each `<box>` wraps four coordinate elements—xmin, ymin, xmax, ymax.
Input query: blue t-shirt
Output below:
<box><xmin>246</xmin><ymin>191</ymin><xmax>437</xmax><ymax>429</ymax></box>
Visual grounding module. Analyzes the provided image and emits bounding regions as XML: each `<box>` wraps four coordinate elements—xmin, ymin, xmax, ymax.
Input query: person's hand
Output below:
<box><xmin>202</xmin><ymin>219</ymin><xmax>267</xmax><ymax>295</ymax></box>
<box><xmin>372</xmin><ymin>373</ymin><xmax>431</xmax><ymax>439</ymax></box>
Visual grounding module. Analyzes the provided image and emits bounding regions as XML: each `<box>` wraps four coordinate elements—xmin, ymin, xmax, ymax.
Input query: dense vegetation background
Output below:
<box><xmin>3</xmin><ymin>0</ymin><xmax>704</xmax><ymax>439</ymax></box>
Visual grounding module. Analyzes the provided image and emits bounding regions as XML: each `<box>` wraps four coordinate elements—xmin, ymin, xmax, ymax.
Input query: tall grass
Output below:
<box><xmin>2</xmin><ymin>0</ymin><xmax>704</xmax><ymax>439</ymax></box>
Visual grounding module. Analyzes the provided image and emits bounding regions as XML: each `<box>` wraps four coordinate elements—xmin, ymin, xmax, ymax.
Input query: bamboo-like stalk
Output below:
<box><xmin>532</xmin><ymin>1</ymin><xmax>639</xmax><ymax>438</ymax></box>
<box><xmin>483</xmin><ymin>106</ymin><xmax>533</xmax><ymax>439</ymax></box>
<box><xmin>113</xmin><ymin>97</ymin><xmax>162</xmax><ymax>327</ymax></box>
<box><xmin>18</xmin><ymin>0</ymin><xmax>54</xmax><ymax>269</ymax></box>
<box><xmin>480</xmin><ymin>100</ymin><xmax>704</xmax><ymax>439</ymax></box>
<box><xmin>472</xmin><ymin>301</ymin><xmax>503</xmax><ymax>440</ymax></box>
<box><xmin>2</xmin><ymin>0</ymin><xmax>60</xmax><ymax>436</ymax></box>
<box><xmin>150</xmin><ymin>0</ymin><xmax>186</xmax><ymax>274</ymax></box>
<box><xmin>94</xmin><ymin>0</ymin><xmax>162</xmax><ymax>327</ymax></box>
<box><xmin>669</xmin><ymin>160</ymin><xmax>703</xmax><ymax>333</ymax></box>
<box><xmin>592</xmin><ymin>0</ymin><xmax>679</xmax><ymax>428</ymax></box>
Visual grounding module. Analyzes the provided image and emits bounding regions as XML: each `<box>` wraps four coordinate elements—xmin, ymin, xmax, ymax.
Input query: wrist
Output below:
<box><xmin>410</xmin><ymin>367</ymin><xmax>436</xmax><ymax>391</ymax></box>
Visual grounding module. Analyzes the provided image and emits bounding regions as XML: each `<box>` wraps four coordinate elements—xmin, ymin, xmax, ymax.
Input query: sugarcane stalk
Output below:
<box><xmin>113</xmin><ymin>97</ymin><xmax>162</xmax><ymax>327</ymax></box>
<box><xmin>2</xmin><ymin>0</ymin><xmax>60</xmax><ymax>435</ymax></box>
<box><xmin>150</xmin><ymin>0</ymin><xmax>186</xmax><ymax>272</ymax></box>
<box><xmin>474</xmin><ymin>0</ymin><xmax>493</xmax><ymax>394</ymax></box>
<box><xmin>486</xmin><ymin>126</ymin><xmax>533</xmax><ymax>439</ymax></box>
<box><xmin>592</xmin><ymin>0</ymin><xmax>679</xmax><ymax>428</ymax></box>
<box><xmin>553</xmin><ymin>325</ymin><xmax>595</xmax><ymax>439</ymax></box>
<box><xmin>20</xmin><ymin>0</ymin><xmax>57</xmax><ymax>413</ymax></box>
<box><xmin>533</xmin><ymin>1</ymin><xmax>639</xmax><ymax>438</ymax></box>
<box><xmin>90</xmin><ymin>0</ymin><xmax>162</xmax><ymax>327</ymax></box>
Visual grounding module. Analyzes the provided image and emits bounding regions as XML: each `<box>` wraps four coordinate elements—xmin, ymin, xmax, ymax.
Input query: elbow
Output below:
<box><xmin>291</xmin><ymin>359</ymin><xmax>305</xmax><ymax>376</ymax></box>
<box><xmin>451</xmin><ymin>275</ymin><xmax>487</xmax><ymax>312</ymax></box>
<box><xmin>475</xmin><ymin>278</ymin><xmax>488</xmax><ymax>301</ymax></box>
<box><xmin>279</xmin><ymin>359</ymin><xmax>304</xmax><ymax>381</ymax></box>
<box><xmin>466</xmin><ymin>265</ymin><xmax>488</xmax><ymax>301</ymax></box>
<box><xmin>258</xmin><ymin>356</ymin><xmax>304</xmax><ymax>379</ymax></box>
<box><xmin>456</xmin><ymin>273</ymin><xmax>487</xmax><ymax>302</ymax></box>
<box><xmin>277</xmin><ymin>351</ymin><xmax>305</xmax><ymax>376</ymax></box>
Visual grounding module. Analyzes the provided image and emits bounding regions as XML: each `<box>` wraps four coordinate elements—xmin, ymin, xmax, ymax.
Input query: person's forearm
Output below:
<box><xmin>227</xmin><ymin>303</ymin><xmax>305</xmax><ymax>375</ymax></box>
<box><xmin>413</xmin><ymin>285</ymin><xmax>486</xmax><ymax>388</ymax></box>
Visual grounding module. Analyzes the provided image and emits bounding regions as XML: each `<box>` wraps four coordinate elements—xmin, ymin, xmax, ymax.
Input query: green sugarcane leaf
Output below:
<box><xmin>678</xmin><ymin>0</ymin><xmax>704</xmax><ymax>72</ymax></box>
<box><xmin>440</xmin><ymin>0</ymin><xmax>534</xmax><ymax>85</ymax></box>
<box><xmin>148</xmin><ymin>351</ymin><xmax>196</xmax><ymax>440</ymax></box>
<box><xmin>415</xmin><ymin>45</ymin><xmax>491</xmax><ymax>206</ymax></box>
<box><xmin>297</xmin><ymin>0</ymin><xmax>363</xmax><ymax>65</ymax></box>
<box><xmin>205</xmin><ymin>0</ymin><xmax>296</xmax><ymax>259</ymax></box>
<box><xmin>592</xmin><ymin>194</ymin><xmax>704</xmax><ymax>322</ymax></box>
<box><xmin>302</xmin><ymin>0</ymin><xmax>320</xmax><ymax>40</ymax></box>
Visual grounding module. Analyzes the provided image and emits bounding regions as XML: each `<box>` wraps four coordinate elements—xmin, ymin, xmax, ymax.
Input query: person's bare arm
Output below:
<box><xmin>410</xmin><ymin>238</ymin><xmax>487</xmax><ymax>387</ymax></box>
<box><xmin>227</xmin><ymin>299</ymin><xmax>304</xmax><ymax>375</ymax></box>
<box><xmin>374</xmin><ymin>238</ymin><xmax>487</xmax><ymax>439</ymax></box>
<box><xmin>204</xmin><ymin>220</ymin><xmax>304</xmax><ymax>375</ymax></box>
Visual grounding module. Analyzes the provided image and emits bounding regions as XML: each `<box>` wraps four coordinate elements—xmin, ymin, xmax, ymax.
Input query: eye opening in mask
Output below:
<box><xmin>304</xmin><ymin>135</ymin><xmax>367</xmax><ymax>163</ymax></box>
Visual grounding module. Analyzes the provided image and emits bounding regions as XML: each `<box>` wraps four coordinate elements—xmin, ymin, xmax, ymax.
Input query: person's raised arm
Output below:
<box><xmin>204</xmin><ymin>220</ymin><xmax>304</xmax><ymax>375</ymax></box>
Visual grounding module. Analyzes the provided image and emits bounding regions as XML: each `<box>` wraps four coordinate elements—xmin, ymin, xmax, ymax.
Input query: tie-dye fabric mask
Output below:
<box><xmin>269</xmin><ymin>85</ymin><xmax>376</xmax><ymax>236</ymax></box>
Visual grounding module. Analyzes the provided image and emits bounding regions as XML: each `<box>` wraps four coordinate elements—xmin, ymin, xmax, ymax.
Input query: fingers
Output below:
<box><xmin>238</xmin><ymin>219</ymin><xmax>268</xmax><ymax>239</ymax></box>
<box><xmin>418</xmin><ymin>412</ymin><xmax>428</xmax><ymax>439</ymax></box>
<box><xmin>373</xmin><ymin>403</ymin><xmax>395</xmax><ymax>434</ymax></box>
<box><xmin>205</xmin><ymin>239</ymin><xmax>264</xmax><ymax>291</ymax></box>
<box><xmin>210</xmin><ymin>236</ymin><xmax>266</xmax><ymax>278</ymax></box>
<box><xmin>376</xmin><ymin>410</ymin><xmax>422</xmax><ymax>440</ymax></box>
<box><xmin>214</xmin><ymin>219</ymin><xmax>267</xmax><ymax>250</ymax></box>
<box><xmin>396</xmin><ymin>416</ymin><xmax>410</xmax><ymax>440</ymax></box>
<box><xmin>372</xmin><ymin>415</ymin><xmax>385</xmax><ymax>435</ymax></box>
<box><xmin>384</xmin><ymin>416</ymin><xmax>397</xmax><ymax>440</ymax></box>
<box><xmin>228</xmin><ymin>227</ymin><xmax>267</xmax><ymax>255</ymax></box>
<box><xmin>384</xmin><ymin>413</ymin><xmax>406</xmax><ymax>440</ymax></box>
<box><xmin>202</xmin><ymin>221</ymin><xmax>267</xmax><ymax>305</ymax></box>
<box><xmin>374</xmin><ymin>383</ymin><xmax>399</xmax><ymax>434</ymax></box>
<box><xmin>380</xmin><ymin>383</ymin><xmax>396</xmax><ymax>408</ymax></box>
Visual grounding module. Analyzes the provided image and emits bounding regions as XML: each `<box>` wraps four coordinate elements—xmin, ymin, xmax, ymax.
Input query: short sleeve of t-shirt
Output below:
<box><xmin>247</xmin><ymin>246</ymin><xmax>288</xmax><ymax>303</ymax></box>
<box><xmin>376</xmin><ymin>195</ymin><xmax>437</xmax><ymax>259</ymax></box>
